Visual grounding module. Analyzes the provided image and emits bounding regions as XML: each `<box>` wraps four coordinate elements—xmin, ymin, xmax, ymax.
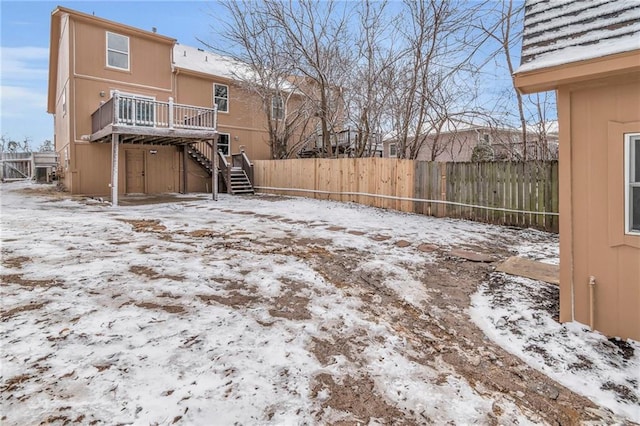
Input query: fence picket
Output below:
<box><xmin>253</xmin><ymin>158</ymin><xmax>559</xmax><ymax>232</ymax></box>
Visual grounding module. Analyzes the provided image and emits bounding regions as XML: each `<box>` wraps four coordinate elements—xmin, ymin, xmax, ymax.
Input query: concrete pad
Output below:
<box><xmin>496</xmin><ymin>256</ymin><xmax>559</xmax><ymax>285</ymax></box>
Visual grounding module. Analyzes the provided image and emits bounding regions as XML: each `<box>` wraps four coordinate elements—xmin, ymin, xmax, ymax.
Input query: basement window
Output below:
<box><xmin>625</xmin><ymin>133</ymin><xmax>640</xmax><ymax>235</ymax></box>
<box><xmin>214</xmin><ymin>84</ymin><xmax>228</xmax><ymax>113</ymax></box>
<box><xmin>217</xmin><ymin>133</ymin><xmax>230</xmax><ymax>156</ymax></box>
<box><xmin>106</xmin><ymin>32</ymin><xmax>129</xmax><ymax>70</ymax></box>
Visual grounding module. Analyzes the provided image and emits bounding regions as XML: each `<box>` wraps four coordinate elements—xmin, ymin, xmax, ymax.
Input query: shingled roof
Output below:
<box><xmin>517</xmin><ymin>0</ymin><xmax>640</xmax><ymax>73</ymax></box>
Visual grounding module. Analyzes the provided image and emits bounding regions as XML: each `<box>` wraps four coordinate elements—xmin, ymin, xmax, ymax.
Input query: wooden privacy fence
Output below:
<box><xmin>253</xmin><ymin>158</ymin><xmax>559</xmax><ymax>232</ymax></box>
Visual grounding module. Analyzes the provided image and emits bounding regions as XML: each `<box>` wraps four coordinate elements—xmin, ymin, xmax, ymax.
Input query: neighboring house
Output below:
<box><xmin>514</xmin><ymin>0</ymin><xmax>640</xmax><ymax>340</ymax></box>
<box><xmin>47</xmin><ymin>6</ymin><xmax>312</xmax><ymax>199</ymax></box>
<box><xmin>383</xmin><ymin>118</ymin><xmax>559</xmax><ymax>161</ymax></box>
<box><xmin>299</xmin><ymin>129</ymin><xmax>383</xmax><ymax>158</ymax></box>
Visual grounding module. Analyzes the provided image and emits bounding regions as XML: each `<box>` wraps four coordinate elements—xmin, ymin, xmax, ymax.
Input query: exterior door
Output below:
<box><xmin>126</xmin><ymin>150</ymin><xmax>145</xmax><ymax>193</ymax></box>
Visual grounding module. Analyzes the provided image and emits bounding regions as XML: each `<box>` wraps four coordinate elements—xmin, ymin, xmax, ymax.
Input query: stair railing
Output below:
<box><xmin>231</xmin><ymin>149</ymin><xmax>254</xmax><ymax>186</ymax></box>
<box><xmin>217</xmin><ymin>150</ymin><xmax>231</xmax><ymax>192</ymax></box>
<box><xmin>190</xmin><ymin>141</ymin><xmax>214</xmax><ymax>171</ymax></box>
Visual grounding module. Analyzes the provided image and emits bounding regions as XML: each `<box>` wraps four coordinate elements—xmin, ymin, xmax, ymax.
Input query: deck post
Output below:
<box><xmin>111</xmin><ymin>133</ymin><xmax>119</xmax><ymax>206</ymax></box>
<box><xmin>182</xmin><ymin>145</ymin><xmax>188</xmax><ymax>194</ymax></box>
<box><xmin>212</xmin><ymin>132</ymin><xmax>218</xmax><ymax>201</ymax></box>
<box><xmin>113</xmin><ymin>90</ymin><xmax>119</xmax><ymax>125</ymax></box>
<box><xmin>169</xmin><ymin>97</ymin><xmax>174</xmax><ymax>129</ymax></box>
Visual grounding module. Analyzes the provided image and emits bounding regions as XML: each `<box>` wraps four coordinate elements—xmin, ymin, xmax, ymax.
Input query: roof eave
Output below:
<box><xmin>514</xmin><ymin>49</ymin><xmax>640</xmax><ymax>94</ymax></box>
<box><xmin>47</xmin><ymin>8</ymin><xmax>63</xmax><ymax>114</ymax></box>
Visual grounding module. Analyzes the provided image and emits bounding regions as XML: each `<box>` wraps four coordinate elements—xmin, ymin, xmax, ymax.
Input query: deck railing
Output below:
<box><xmin>91</xmin><ymin>91</ymin><xmax>218</xmax><ymax>134</ymax></box>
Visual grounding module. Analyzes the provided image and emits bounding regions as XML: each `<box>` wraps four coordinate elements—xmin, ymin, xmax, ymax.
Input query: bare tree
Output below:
<box><xmin>207</xmin><ymin>1</ymin><xmax>316</xmax><ymax>159</ymax></box>
<box><xmin>477</xmin><ymin>0</ymin><xmax>557</xmax><ymax>162</ymax></box>
<box><xmin>344</xmin><ymin>0</ymin><xmax>398</xmax><ymax>157</ymax></box>
<box><xmin>385</xmin><ymin>0</ymin><xmax>487</xmax><ymax>160</ymax></box>
<box><xmin>0</xmin><ymin>135</ymin><xmax>32</xmax><ymax>153</ymax></box>
<box><xmin>261</xmin><ymin>0</ymin><xmax>354</xmax><ymax>157</ymax></box>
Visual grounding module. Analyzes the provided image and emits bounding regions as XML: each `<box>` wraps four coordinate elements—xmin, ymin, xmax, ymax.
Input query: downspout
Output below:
<box><xmin>589</xmin><ymin>276</ymin><xmax>596</xmax><ymax>330</ymax></box>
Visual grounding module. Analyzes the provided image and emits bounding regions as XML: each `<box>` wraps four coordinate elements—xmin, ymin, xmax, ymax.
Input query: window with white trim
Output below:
<box><xmin>214</xmin><ymin>84</ymin><xmax>228</xmax><ymax>112</ymax></box>
<box><xmin>106</xmin><ymin>32</ymin><xmax>129</xmax><ymax>70</ymax></box>
<box><xmin>217</xmin><ymin>133</ymin><xmax>230</xmax><ymax>156</ymax></box>
<box><xmin>272</xmin><ymin>96</ymin><xmax>284</xmax><ymax>120</ymax></box>
<box><xmin>389</xmin><ymin>143</ymin><xmax>397</xmax><ymax>157</ymax></box>
<box><xmin>625</xmin><ymin>133</ymin><xmax>640</xmax><ymax>234</ymax></box>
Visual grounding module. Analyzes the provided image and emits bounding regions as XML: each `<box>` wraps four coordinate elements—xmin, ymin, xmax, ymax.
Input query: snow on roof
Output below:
<box><xmin>173</xmin><ymin>44</ymin><xmax>252</xmax><ymax>80</ymax></box>
<box><xmin>517</xmin><ymin>0</ymin><xmax>640</xmax><ymax>73</ymax></box>
<box><xmin>172</xmin><ymin>44</ymin><xmax>297</xmax><ymax>93</ymax></box>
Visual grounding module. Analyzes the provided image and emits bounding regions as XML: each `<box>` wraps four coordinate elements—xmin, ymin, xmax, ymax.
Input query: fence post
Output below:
<box><xmin>169</xmin><ymin>97</ymin><xmax>174</xmax><ymax>129</ymax></box>
<box><xmin>438</xmin><ymin>162</ymin><xmax>447</xmax><ymax>217</ymax></box>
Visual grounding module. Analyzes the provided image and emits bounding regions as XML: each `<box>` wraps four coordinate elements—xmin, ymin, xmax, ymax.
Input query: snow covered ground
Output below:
<box><xmin>1</xmin><ymin>181</ymin><xmax>638</xmax><ymax>425</ymax></box>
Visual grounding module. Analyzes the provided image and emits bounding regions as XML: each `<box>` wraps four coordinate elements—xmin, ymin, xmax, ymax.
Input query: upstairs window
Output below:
<box><xmin>214</xmin><ymin>84</ymin><xmax>229</xmax><ymax>113</ymax></box>
<box><xmin>626</xmin><ymin>133</ymin><xmax>640</xmax><ymax>235</ymax></box>
<box><xmin>106</xmin><ymin>32</ymin><xmax>129</xmax><ymax>70</ymax></box>
<box><xmin>272</xmin><ymin>96</ymin><xmax>284</xmax><ymax>120</ymax></box>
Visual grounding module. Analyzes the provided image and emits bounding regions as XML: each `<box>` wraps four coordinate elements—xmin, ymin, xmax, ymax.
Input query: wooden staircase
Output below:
<box><xmin>186</xmin><ymin>144</ymin><xmax>213</xmax><ymax>174</ymax></box>
<box><xmin>186</xmin><ymin>143</ymin><xmax>254</xmax><ymax>195</ymax></box>
<box><xmin>228</xmin><ymin>167</ymin><xmax>254</xmax><ymax>194</ymax></box>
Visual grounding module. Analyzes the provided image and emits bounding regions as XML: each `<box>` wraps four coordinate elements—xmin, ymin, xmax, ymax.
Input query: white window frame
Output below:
<box><xmin>625</xmin><ymin>133</ymin><xmax>640</xmax><ymax>235</ymax></box>
<box><xmin>271</xmin><ymin>96</ymin><xmax>284</xmax><ymax>120</ymax></box>
<box><xmin>106</xmin><ymin>32</ymin><xmax>130</xmax><ymax>71</ymax></box>
<box><xmin>389</xmin><ymin>143</ymin><xmax>397</xmax><ymax>158</ymax></box>
<box><xmin>217</xmin><ymin>132</ymin><xmax>231</xmax><ymax>156</ymax></box>
<box><xmin>214</xmin><ymin>84</ymin><xmax>229</xmax><ymax>113</ymax></box>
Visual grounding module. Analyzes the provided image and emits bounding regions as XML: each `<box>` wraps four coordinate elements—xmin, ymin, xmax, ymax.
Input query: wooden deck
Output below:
<box><xmin>90</xmin><ymin>91</ymin><xmax>218</xmax><ymax>145</ymax></box>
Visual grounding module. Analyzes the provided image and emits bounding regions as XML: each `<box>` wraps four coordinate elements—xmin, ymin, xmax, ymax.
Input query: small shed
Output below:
<box><xmin>514</xmin><ymin>0</ymin><xmax>640</xmax><ymax>340</ymax></box>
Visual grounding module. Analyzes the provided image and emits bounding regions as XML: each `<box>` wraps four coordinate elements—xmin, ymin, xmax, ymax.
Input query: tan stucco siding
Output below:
<box><xmin>175</xmin><ymin>72</ymin><xmax>272</xmax><ymax>161</ymax></box>
<box><xmin>55</xmin><ymin>14</ymin><xmax>72</xmax><ymax>190</ymax></box>
<box><xmin>562</xmin><ymin>75</ymin><xmax>640</xmax><ymax>339</ymax></box>
<box><xmin>72</xmin><ymin>19</ymin><xmax>173</xmax><ymax>91</ymax></box>
<box><xmin>74</xmin><ymin>143</ymin><xmax>181</xmax><ymax>196</ymax></box>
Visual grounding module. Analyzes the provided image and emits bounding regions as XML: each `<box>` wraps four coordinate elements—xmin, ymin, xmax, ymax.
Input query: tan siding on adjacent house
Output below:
<box><xmin>559</xmin><ymin>74</ymin><xmax>640</xmax><ymax>339</ymax></box>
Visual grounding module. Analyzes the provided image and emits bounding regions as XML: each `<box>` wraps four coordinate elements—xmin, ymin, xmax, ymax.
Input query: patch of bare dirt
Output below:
<box><xmin>294</xmin><ymin>241</ymin><xmax>611</xmax><ymax>425</ymax></box>
<box><xmin>1</xmin><ymin>274</ymin><xmax>60</xmax><ymax>289</ymax></box>
<box><xmin>197</xmin><ymin>292</ymin><xmax>261</xmax><ymax>309</ymax></box>
<box><xmin>1</xmin><ymin>254</ymin><xmax>31</xmax><ymax>269</ymax></box>
<box><xmin>188</xmin><ymin>229</ymin><xmax>219</xmax><ymax>238</ymax></box>
<box><xmin>118</xmin><ymin>219</ymin><xmax>167</xmax><ymax>233</ymax></box>
<box><xmin>129</xmin><ymin>265</ymin><xmax>185</xmax><ymax>282</ymax></box>
<box><xmin>0</xmin><ymin>302</ymin><xmax>46</xmax><ymax>321</ymax></box>
<box><xmin>269</xmin><ymin>291</ymin><xmax>311</xmax><ymax>321</ymax></box>
<box><xmin>120</xmin><ymin>301</ymin><xmax>185</xmax><ymax>314</ymax></box>
<box><xmin>1</xmin><ymin>374</ymin><xmax>34</xmax><ymax>394</ymax></box>
<box><xmin>311</xmin><ymin>373</ymin><xmax>410</xmax><ymax>424</ymax></box>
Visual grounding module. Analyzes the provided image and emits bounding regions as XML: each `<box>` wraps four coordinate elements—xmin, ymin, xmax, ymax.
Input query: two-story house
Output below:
<box><xmin>47</xmin><ymin>6</ymin><xmax>304</xmax><ymax>201</ymax></box>
<box><xmin>383</xmin><ymin>118</ymin><xmax>559</xmax><ymax>161</ymax></box>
